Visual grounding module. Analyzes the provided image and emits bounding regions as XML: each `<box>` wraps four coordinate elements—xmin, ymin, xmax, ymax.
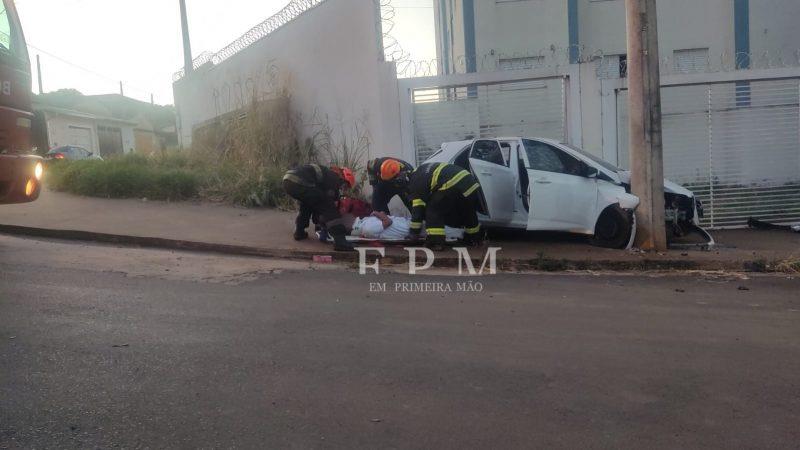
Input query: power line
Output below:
<box><xmin>27</xmin><ymin>42</ymin><xmax>153</xmax><ymax>97</ymax></box>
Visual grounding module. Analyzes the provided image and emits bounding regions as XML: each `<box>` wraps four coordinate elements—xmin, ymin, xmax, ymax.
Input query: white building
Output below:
<box><xmin>435</xmin><ymin>0</ymin><xmax>800</xmax><ymax>76</ymax></box>
<box><xmin>36</xmin><ymin>105</ymin><xmax>137</xmax><ymax>157</ymax></box>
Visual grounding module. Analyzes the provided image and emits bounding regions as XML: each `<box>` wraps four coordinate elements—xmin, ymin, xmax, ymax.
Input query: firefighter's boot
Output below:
<box><xmin>293</xmin><ymin>226</ymin><xmax>309</xmax><ymax>241</ymax></box>
<box><xmin>329</xmin><ymin>225</ymin><xmax>355</xmax><ymax>252</ymax></box>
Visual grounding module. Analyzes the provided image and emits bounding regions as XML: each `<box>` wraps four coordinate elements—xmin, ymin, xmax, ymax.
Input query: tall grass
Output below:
<box><xmin>46</xmin><ymin>97</ymin><xmax>373</xmax><ymax>207</ymax></box>
<box><xmin>47</xmin><ymin>153</ymin><xmax>201</xmax><ymax>201</ymax></box>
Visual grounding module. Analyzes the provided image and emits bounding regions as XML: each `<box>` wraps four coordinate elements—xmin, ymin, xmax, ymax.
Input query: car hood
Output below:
<box><xmin>616</xmin><ymin>171</ymin><xmax>695</xmax><ymax>198</ymax></box>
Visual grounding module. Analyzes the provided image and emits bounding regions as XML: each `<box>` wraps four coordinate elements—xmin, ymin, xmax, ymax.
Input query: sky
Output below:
<box><xmin>15</xmin><ymin>0</ymin><xmax>435</xmax><ymax>106</ymax></box>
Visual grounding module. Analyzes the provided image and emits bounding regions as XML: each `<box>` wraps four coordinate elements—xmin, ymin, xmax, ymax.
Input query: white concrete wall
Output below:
<box><xmin>44</xmin><ymin>113</ymin><xmax>138</xmax><ymax>155</ymax></box>
<box><xmin>474</xmin><ymin>0</ymin><xmax>568</xmax><ymax>64</ymax></box>
<box><xmin>750</xmin><ymin>0</ymin><xmax>800</xmax><ymax>65</ymax></box>
<box><xmin>44</xmin><ymin>114</ymin><xmax>99</xmax><ymax>153</ymax></box>
<box><xmin>173</xmin><ymin>0</ymin><xmax>401</xmax><ymax>162</ymax></box>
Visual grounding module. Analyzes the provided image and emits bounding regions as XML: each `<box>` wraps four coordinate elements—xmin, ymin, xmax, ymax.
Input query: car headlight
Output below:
<box><xmin>25</xmin><ymin>179</ymin><xmax>36</xmax><ymax>196</ymax></box>
<box><xmin>34</xmin><ymin>162</ymin><xmax>43</xmax><ymax>181</ymax></box>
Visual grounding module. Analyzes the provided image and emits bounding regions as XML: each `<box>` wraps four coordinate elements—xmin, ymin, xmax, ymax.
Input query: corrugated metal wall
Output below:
<box><xmin>617</xmin><ymin>78</ymin><xmax>800</xmax><ymax>228</ymax></box>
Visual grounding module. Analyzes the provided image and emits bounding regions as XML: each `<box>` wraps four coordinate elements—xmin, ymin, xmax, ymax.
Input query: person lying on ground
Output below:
<box><xmin>351</xmin><ymin>211</ymin><xmax>464</xmax><ymax>241</ymax></box>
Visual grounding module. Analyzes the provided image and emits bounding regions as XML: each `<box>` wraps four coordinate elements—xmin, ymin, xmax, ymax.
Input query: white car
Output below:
<box><xmin>424</xmin><ymin>137</ymin><xmax>707</xmax><ymax>248</ymax></box>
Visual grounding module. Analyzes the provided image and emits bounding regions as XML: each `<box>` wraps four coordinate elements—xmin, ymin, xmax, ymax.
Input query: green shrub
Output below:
<box><xmin>45</xmin><ymin>154</ymin><xmax>201</xmax><ymax>201</ymax></box>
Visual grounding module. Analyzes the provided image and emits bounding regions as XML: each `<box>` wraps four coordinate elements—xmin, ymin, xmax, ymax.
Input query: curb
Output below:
<box><xmin>0</xmin><ymin>223</ymin><xmax>762</xmax><ymax>273</ymax></box>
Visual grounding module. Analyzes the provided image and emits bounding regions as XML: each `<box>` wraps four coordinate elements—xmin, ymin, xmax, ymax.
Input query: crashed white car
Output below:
<box><xmin>424</xmin><ymin>137</ymin><xmax>707</xmax><ymax>248</ymax></box>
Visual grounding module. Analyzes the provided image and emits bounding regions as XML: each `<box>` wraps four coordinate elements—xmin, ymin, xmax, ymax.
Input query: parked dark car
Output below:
<box><xmin>45</xmin><ymin>146</ymin><xmax>103</xmax><ymax>161</ymax></box>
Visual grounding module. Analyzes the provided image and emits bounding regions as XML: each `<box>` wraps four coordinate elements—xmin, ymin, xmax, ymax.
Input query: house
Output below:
<box><xmin>33</xmin><ymin>90</ymin><xmax>178</xmax><ymax>156</ymax></box>
<box><xmin>35</xmin><ymin>104</ymin><xmax>137</xmax><ymax>156</ymax></box>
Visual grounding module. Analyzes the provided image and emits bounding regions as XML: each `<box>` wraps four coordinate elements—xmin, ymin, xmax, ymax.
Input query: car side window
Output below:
<box><xmin>470</xmin><ymin>140</ymin><xmax>506</xmax><ymax>166</ymax></box>
<box><xmin>523</xmin><ymin>140</ymin><xmax>583</xmax><ymax>176</ymax></box>
<box><xmin>453</xmin><ymin>144</ymin><xmax>472</xmax><ymax>169</ymax></box>
<box><xmin>76</xmin><ymin>148</ymin><xmax>90</xmax><ymax>158</ymax></box>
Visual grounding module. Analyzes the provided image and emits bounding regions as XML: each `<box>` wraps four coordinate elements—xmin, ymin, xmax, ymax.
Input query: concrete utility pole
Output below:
<box><xmin>179</xmin><ymin>0</ymin><xmax>193</xmax><ymax>76</ymax></box>
<box><xmin>119</xmin><ymin>81</ymin><xmax>124</xmax><ymax>96</ymax></box>
<box><xmin>35</xmin><ymin>55</ymin><xmax>43</xmax><ymax>94</ymax></box>
<box><xmin>625</xmin><ymin>0</ymin><xmax>667</xmax><ymax>251</ymax></box>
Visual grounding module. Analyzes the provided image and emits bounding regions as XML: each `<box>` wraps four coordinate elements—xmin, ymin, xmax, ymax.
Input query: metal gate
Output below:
<box><xmin>412</xmin><ymin>76</ymin><xmax>567</xmax><ymax>165</ymax></box>
<box><xmin>617</xmin><ymin>77</ymin><xmax>800</xmax><ymax>228</ymax></box>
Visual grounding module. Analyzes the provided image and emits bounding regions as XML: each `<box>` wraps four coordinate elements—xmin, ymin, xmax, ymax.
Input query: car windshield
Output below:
<box><xmin>0</xmin><ymin>0</ymin><xmax>27</xmax><ymax>60</ymax></box>
<box><xmin>560</xmin><ymin>143</ymin><xmax>621</xmax><ymax>173</ymax></box>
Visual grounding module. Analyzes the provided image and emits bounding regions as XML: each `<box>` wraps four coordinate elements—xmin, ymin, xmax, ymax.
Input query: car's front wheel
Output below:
<box><xmin>591</xmin><ymin>206</ymin><xmax>634</xmax><ymax>249</ymax></box>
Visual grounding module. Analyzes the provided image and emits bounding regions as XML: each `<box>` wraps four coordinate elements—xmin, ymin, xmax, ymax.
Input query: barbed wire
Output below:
<box><xmin>395</xmin><ymin>45</ymin><xmax>800</xmax><ymax>79</ymax></box>
<box><xmin>173</xmin><ymin>0</ymin><xmax>800</xmax><ymax>83</ymax></box>
<box><xmin>172</xmin><ymin>51</ymin><xmax>213</xmax><ymax>81</ymax></box>
<box><xmin>173</xmin><ymin>0</ymin><xmax>327</xmax><ymax>81</ymax></box>
<box><xmin>174</xmin><ymin>0</ymin><xmax>414</xmax><ymax>82</ymax></box>
<box><xmin>379</xmin><ymin>0</ymin><xmax>412</xmax><ymax>67</ymax></box>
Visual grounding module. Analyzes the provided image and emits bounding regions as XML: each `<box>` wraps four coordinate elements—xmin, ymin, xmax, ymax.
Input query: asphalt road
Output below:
<box><xmin>1</xmin><ymin>235</ymin><xmax>798</xmax><ymax>449</ymax></box>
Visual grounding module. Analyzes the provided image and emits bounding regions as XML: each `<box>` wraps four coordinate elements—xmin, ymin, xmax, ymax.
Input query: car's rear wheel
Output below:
<box><xmin>591</xmin><ymin>206</ymin><xmax>634</xmax><ymax>249</ymax></box>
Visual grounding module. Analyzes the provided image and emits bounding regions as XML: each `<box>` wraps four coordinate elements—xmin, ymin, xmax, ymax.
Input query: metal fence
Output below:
<box><xmin>411</xmin><ymin>76</ymin><xmax>567</xmax><ymax>164</ymax></box>
<box><xmin>616</xmin><ymin>77</ymin><xmax>800</xmax><ymax>228</ymax></box>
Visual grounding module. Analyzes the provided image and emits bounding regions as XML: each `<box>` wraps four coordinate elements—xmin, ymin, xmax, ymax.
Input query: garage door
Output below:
<box><xmin>67</xmin><ymin>126</ymin><xmax>93</xmax><ymax>152</ymax></box>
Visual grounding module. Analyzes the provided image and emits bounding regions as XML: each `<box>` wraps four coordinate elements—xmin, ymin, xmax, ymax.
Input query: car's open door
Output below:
<box><xmin>521</xmin><ymin>140</ymin><xmax>599</xmax><ymax>233</ymax></box>
<box><xmin>468</xmin><ymin>139</ymin><xmax>516</xmax><ymax>225</ymax></box>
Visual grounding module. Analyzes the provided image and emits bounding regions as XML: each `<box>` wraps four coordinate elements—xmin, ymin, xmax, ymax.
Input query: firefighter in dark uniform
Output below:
<box><xmin>282</xmin><ymin>164</ymin><xmax>356</xmax><ymax>252</ymax></box>
<box><xmin>407</xmin><ymin>162</ymin><xmax>483</xmax><ymax>248</ymax></box>
<box><xmin>366</xmin><ymin>157</ymin><xmax>414</xmax><ymax>214</ymax></box>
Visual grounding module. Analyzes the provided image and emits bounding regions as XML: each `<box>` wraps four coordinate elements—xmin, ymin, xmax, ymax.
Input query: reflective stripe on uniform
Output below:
<box><xmin>427</xmin><ymin>227</ymin><xmax>446</xmax><ymax>236</ymax></box>
<box><xmin>410</xmin><ymin>222</ymin><xmax>423</xmax><ymax>230</ymax></box>
<box><xmin>465</xmin><ymin>225</ymin><xmax>481</xmax><ymax>234</ymax></box>
<box><xmin>440</xmin><ymin>170</ymin><xmax>471</xmax><ymax>191</ymax></box>
<box><xmin>462</xmin><ymin>183</ymin><xmax>480</xmax><ymax>197</ymax></box>
<box><xmin>430</xmin><ymin>163</ymin><xmax>445</xmax><ymax>191</ymax></box>
<box><xmin>412</xmin><ymin>199</ymin><xmax>426</xmax><ymax>208</ymax></box>
<box><xmin>283</xmin><ymin>172</ymin><xmax>315</xmax><ymax>187</ymax></box>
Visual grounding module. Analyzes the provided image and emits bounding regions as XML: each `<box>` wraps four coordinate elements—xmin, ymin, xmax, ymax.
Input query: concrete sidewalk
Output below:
<box><xmin>1</xmin><ymin>190</ymin><xmax>798</xmax><ymax>271</ymax></box>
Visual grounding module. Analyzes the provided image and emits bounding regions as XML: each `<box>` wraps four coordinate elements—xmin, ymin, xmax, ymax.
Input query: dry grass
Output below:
<box><xmin>775</xmin><ymin>256</ymin><xmax>800</xmax><ymax>274</ymax></box>
<box><xmin>190</xmin><ymin>97</ymin><xmax>372</xmax><ymax>206</ymax></box>
<box><xmin>48</xmin><ymin>96</ymin><xmax>373</xmax><ymax>207</ymax></box>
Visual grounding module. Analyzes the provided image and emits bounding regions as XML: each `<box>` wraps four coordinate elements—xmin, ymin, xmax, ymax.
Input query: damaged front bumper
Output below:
<box><xmin>666</xmin><ymin>196</ymin><xmax>715</xmax><ymax>249</ymax></box>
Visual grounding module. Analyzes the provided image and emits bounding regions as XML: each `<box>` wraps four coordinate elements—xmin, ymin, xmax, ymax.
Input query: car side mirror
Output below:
<box><xmin>584</xmin><ymin>165</ymin><xmax>599</xmax><ymax>178</ymax></box>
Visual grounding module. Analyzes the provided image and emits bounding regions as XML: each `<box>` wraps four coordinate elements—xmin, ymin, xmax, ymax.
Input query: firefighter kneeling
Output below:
<box><xmin>282</xmin><ymin>164</ymin><xmax>356</xmax><ymax>252</ymax></box>
<box><xmin>407</xmin><ymin>163</ymin><xmax>484</xmax><ymax>249</ymax></box>
<box><xmin>366</xmin><ymin>157</ymin><xmax>414</xmax><ymax>214</ymax></box>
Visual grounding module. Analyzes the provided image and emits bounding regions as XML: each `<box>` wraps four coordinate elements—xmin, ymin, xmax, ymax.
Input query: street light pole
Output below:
<box><xmin>179</xmin><ymin>0</ymin><xmax>193</xmax><ymax>76</ymax></box>
<box><xmin>36</xmin><ymin>55</ymin><xmax>43</xmax><ymax>94</ymax></box>
<box><xmin>625</xmin><ymin>0</ymin><xmax>667</xmax><ymax>251</ymax></box>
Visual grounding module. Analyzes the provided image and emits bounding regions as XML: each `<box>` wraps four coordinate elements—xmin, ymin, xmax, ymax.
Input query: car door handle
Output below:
<box><xmin>535</xmin><ymin>179</ymin><xmax>552</xmax><ymax>184</ymax></box>
<box><xmin>480</xmin><ymin>172</ymin><xmax>492</xmax><ymax>176</ymax></box>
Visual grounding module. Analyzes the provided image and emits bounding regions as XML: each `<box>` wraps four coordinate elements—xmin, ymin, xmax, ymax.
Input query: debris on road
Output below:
<box><xmin>313</xmin><ymin>255</ymin><xmax>333</xmax><ymax>264</ymax></box>
<box><xmin>748</xmin><ymin>218</ymin><xmax>800</xmax><ymax>233</ymax></box>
